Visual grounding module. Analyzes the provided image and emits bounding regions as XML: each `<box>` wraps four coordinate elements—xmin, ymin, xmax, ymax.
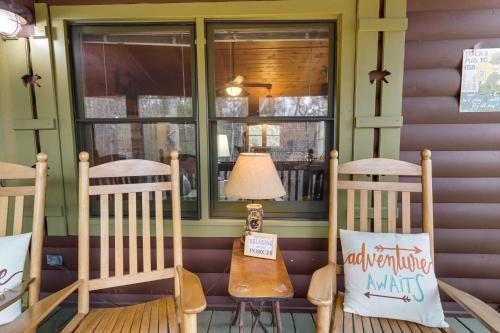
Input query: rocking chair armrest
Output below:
<box><xmin>0</xmin><ymin>280</ymin><xmax>83</xmax><ymax>333</ymax></box>
<box><xmin>307</xmin><ymin>263</ymin><xmax>336</xmax><ymax>306</ymax></box>
<box><xmin>0</xmin><ymin>278</ymin><xmax>35</xmax><ymax>312</ymax></box>
<box><xmin>438</xmin><ymin>279</ymin><xmax>500</xmax><ymax>333</ymax></box>
<box><xmin>177</xmin><ymin>266</ymin><xmax>207</xmax><ymax>314</ymax></box>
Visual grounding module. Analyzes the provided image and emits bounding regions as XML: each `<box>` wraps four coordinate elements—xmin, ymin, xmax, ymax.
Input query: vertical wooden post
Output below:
<box><xmin>171</xmin><ymin>151</ymin><xmax>183</xmax><ymax>300</ymax></box>
<box><xmin>421</xmin><ymin>149</ymin><xmax>434</xmax><ymax>260</ymax></box>
<box><xmin>317</xmin><ymin>305</ymin><xmax>331</xmax><ymax>333</ymax></box>
<box><xmin>78</xmin><ymin>152</ymin><xmax>90</xmax><ymax>314</ymax></box>
<box><xmin>183</xmin><ymin>313</ymin><xmax>197</xmax><ymax>333</ymax></box>
<box><xmin>328</xmin><ymin>150</ymin><xmax>338</xmax><ymax>264</ymax></box>
<box><xmin>29</xmin><ymin>152</ymin><xmax>48</xmax><ymax>306</ymax></box>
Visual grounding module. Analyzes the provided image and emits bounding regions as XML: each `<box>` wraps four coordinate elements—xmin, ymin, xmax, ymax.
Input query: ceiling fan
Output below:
<box><xmin>222</xmin><ymin>75</ymin><xmax>272</xmax><ymax>97</ymax></box>
<box><xmin>220</xmin><ymin>41</ymin><xmax>272</xmax><ymax>97</ymax></box>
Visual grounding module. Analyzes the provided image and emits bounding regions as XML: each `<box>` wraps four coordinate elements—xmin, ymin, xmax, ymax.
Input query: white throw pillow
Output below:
<box><xmin>340</xmin><ymin>229</ymin><xmax>448</xmax><ymax>328</ymax></box>
<box><xmin>0</xmin><ymin>233</ymin><xmax>32</xmax><ymax>325</ymax></box>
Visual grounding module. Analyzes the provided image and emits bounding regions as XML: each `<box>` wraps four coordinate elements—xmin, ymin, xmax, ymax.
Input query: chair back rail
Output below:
<box><xmin>77</xmin><ymin>151</ymin><xmax>182</xmax><ymax>315</ymax></box>
<box><xmin>0</xmin><ymin>153</ymin><xmax>48</xmax><ymax>307</ymax></box>
<box><xmin>328</xmin><ymin>149</ymin><xmax>434</xmax><ymax>293</ymax></box>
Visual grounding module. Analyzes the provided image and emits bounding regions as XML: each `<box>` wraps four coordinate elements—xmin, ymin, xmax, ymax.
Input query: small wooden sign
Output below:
<box><xmin>244</xmin><ymin>232</ymin><xmax>278</xmax><ymax>260</ymax></box>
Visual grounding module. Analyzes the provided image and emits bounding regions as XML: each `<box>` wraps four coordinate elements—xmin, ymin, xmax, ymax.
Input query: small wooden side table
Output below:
<box><xmin>228</xmin><ymin>239</ymin><xmax>294</xmax><ymax>333</ymax></box>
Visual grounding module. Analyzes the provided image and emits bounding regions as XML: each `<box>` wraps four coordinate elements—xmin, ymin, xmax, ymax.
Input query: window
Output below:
<box><xmin>71</xmin><ymin>24</ymin><xmax>199</xmax><ymax>218</ymax></box>
<box><xmin>207</xmin><ymin>22</ymin><xmax>336</xmax><ymax>219</ymax></box>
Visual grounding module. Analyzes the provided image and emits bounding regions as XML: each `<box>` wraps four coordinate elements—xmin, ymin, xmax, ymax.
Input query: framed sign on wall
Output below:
<box><xmin>460</xmin><ymin>48</ymin><xmax>500</xmax><ymax>112</ymax></box>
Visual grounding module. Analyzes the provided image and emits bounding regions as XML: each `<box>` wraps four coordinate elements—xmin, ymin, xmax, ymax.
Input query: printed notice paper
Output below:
<box><xmin>244</xmin><ymin>232</ymin><xmax>277</xmax><ymax>260</ymax></box>
<box><xmin>460</xmin><ymin>48</ymin><xmax>500</xmax><ymax>112</ymax></box>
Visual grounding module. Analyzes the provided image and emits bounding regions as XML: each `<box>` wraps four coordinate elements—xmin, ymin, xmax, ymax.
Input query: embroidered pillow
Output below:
<box><xmin>340</xmin><ymin>229</ymin><xmax>447</xmax><ymax>328</ymax></box>
<box><xmin>0</xmin><ymin>233</ymin><xmax>32</xmax><ymax>325</ymax></box>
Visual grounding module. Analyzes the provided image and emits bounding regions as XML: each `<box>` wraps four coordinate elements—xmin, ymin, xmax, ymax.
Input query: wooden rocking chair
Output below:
<box><xmin>0</xmin><ymin>151</ymin><xmax>206</xmax><ymax>333</ymax></box>
<box><xmin>0</xmin><ymin>153</ymin><xmax>48</xmax><ymax>320</ymax></box>
<box><xmin>307</xmin><ymin>150</ymin><xmax>500</xmax><ymax>333</ymax></box>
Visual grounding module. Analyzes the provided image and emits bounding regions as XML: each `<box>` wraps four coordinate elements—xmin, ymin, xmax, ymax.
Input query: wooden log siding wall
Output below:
<box><xmin>34</xmin><ymin>0</ymin><xmax>500</xmax><ymax>314</ymax></box>
<box><xmin>399</xmin><ymin>0</ymin><xmax>500</xmax><ymax>312</ymax></box>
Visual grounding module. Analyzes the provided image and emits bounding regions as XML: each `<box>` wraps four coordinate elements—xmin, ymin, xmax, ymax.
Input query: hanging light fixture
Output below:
<box><xmin>0</xmin><ymin>0</ymin><xmax>33</xmax><ymax>37</ymax></box>
<box><xmin>225</xmin><ymin>40</ymin><xmax>243</xmax><ymax>97</ymax></box>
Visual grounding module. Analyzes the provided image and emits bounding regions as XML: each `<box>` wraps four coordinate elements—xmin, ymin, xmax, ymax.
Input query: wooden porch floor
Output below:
<box><xmin>38</xmin><ymin>307</ymin><xmax>490</xmax><ymax>333</ymax></box>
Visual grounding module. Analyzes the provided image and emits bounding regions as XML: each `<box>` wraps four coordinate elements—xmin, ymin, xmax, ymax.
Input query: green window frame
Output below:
<box><xmin>206</xmin><ymin>21</ymin><xmax>337</xmax><ymax>220</ymax></box>
<box><xmin>69</xmin><ymin>23</ymin><xmax>200</xmax><ymax>219</ymax></box>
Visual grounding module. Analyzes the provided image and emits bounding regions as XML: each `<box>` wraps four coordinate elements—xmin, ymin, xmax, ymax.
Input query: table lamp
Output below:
<box><xmin>217</xmin><ymin>134</ymin><xmax>230</xmax><ymax>159</ymax></box>
<box><xmin>224</xmin><ymin>153</ymin><xmax>286</xmax><ymax>241</ymax></box>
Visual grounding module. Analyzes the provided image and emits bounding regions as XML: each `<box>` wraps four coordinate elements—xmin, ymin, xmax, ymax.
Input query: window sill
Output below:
<box><xmin>85</xmin><ymin>217</ymin><xmax>329</xmax><ymax>238</ymax></box>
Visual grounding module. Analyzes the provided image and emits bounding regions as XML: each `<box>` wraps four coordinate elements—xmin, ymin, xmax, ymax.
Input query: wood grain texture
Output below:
<box><xmin>89</xmin><ymin>159</ymin><xmax>170</xmax><ymax>178</ymax></box>
<box><xmin>339</xmin><ymin>158</ymin><xmax>421</xmax><ymax>176</ymax></box>
<box><xmin>307</xmin><ymin>263</ymin><xmax>334</xmax><ymax>306</ymax></box>
<box><xmin>228</xmin><ymin>240</ymin><xmax>294</xmax><ymax>300</ymax></box>
<box><xmin>178</xmin><ymin>266</ymin><xmax>207</xmax><ymax>314</ymax></box>
<box><xmin>0</xmin><ymin>162</ymin><xmax>36</xmax><ymax>179</ymax></box>
<box><xmin>100</xmin><ymin>194</ymin><xmax>109</xmax><ymax>279</ymax></box>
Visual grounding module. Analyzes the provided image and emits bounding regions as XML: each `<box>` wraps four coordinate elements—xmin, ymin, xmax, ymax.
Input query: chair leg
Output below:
<box><xmin>183</xmin><ymin>313</ymin><xmax>197</xmax><ymax>333</ymax></box>
<box><xmin>317</xmin><ymin>305</ymin><xmax>331</xmax><ymax>333</ymax></box>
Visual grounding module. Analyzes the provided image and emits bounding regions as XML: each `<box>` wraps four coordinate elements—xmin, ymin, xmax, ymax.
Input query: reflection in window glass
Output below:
<box><xmin>138</xmin><ymin>96</ymin><xmax>193</xmax><ymax>118</ymax></box>
<box><xmin>208</xmin><ymin>22</ymin><xmax>335</xmax><ymax>218</ymax></box>
<box><xmin>216</xmin><ymin>97</ymin><xmax>249</xmax><ymax>117</ymax></box>
<box><xmin>84</xmin><ymin>96</ymin><xmax>126</xmax><ymax>118</ymax></box>
<box><xmin>259</xmin><ymin>96</ymin><xmax>328</xmax><ymax>117</ymax></box>
<box><xmin>72</xmin><ymin>24</ymin><xmax>198</xmax><ymax>218</ymax></box>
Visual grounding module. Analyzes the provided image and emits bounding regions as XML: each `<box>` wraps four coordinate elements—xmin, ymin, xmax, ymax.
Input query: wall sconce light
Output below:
<box><xmin>0</xmin><ymin>1</ymin><xmax>33</xmax><ymax>37</ymax></box>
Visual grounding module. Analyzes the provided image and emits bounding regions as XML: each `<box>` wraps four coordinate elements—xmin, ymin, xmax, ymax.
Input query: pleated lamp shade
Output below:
<box><xmin>224</xmin><ymin>153</ymin><xmax>286</xmax><ymax>200</ymax></box>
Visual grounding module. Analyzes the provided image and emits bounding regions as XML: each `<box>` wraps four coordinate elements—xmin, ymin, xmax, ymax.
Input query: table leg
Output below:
<box><xmin>273</xmin><ymin>301</ymin><xmax>283</xmax><ymax>333</ymax></box>
<box><xmin>248</xmin><ymin>302</ymin><xmax>269</xmax><ymax>333</ymax></box>
<box><xmin>271</xmin><ymin>301</ymin><xmax>275</xmax><ymax>326</ymax></box>
<box><xmin>231</xmin><ymin>303</ymin><xmax>241</xmax><ymax>326</ymax></box>
<box><xmin>239</xmin><ymin>302</ymin><xmax>245</xmax><ymax>333</ymax></box>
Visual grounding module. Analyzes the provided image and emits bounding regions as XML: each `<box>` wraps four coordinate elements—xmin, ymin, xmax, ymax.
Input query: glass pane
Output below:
<box><xmin>80</xmin><ymin>122</ymin><xmax>197</xmax><ymax>201</ymax></box>
<box><xmin>212</xmin><ymin>25</ymin><xmax>331</xmax><ymax>117</ymax></box>
<box><xmin>73</xmin><ymin>26</ymin><xmax>194</xmax><ymax>119</ymax></box>
<box><xmin>216</xmin><ymin>121</ymin><xmax>327</xmax><ymax>202</ymax></box>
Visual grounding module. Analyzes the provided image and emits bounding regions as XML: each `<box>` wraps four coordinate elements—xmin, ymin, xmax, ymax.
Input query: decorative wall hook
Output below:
<box><xmin>21</xmin><ymin>74</ymin><xmax>42</xmax><ymax>87</ymax></box>
<box><xmin>369</xmin><ymin>70</ymin><xmax>391</xmax><ymax>84</ymax></box>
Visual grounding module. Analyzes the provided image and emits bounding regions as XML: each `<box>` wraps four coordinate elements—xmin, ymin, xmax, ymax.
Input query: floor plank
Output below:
<box><xmin>229</xmin><ymin>310</ymin><xmax>253</xmax><ymax>333</ymax></box>
<box><xmin>260</xmin><ymin>311</ymin><xmax>274</xmax><ymax>333</ymax></box>
<box><xmin>293</xmin><ymin>313</ymin><xmax>316</xmax><ymax>333</ymax></box>
<box><xmin>209</xmin><ymin>310</ymin><xmax>233</xmax><ymax>332</ymax></box>
<box><xmin>280</xmin><ymin>313</ymin><xmax>296</xmax><ymax>333</ymax></box>
<box><xmin>456</xmin><ymin>318</ymin><xmax>490</xmax><ymax>333</ymax></box>
<box><xmin>36</xmin><ymin>306</ymin><xmax>493</xmax><ymax>333</ymax></box>
<box><xmin>38</xmin><ymin>306</ymin><xmax>77</xmax><ymax>333</ymax></box>
<box><xmin>446</xmin><ymin>318</ymin><xmax>472</xmax><ymax>333</ymax></box>
<box><xmin>197</xmin><ymin>311</ymin><xmax>213</xmax><ymax>333</ymax></box>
